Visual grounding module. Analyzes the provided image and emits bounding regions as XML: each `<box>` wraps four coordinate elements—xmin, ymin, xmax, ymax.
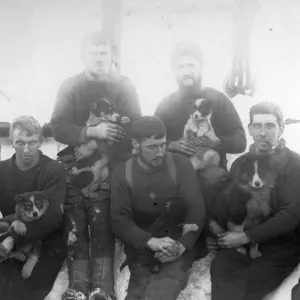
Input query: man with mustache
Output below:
<box><xmin>155</xmin><ymin>41</ymin><xmax>246</xmax><ymax>203</ymax></box>
<box><xmin>211</xmin><ymin>102</ymin><xmax>300</xmax><ymax>300</ymax></box>
<box><xmin>110</xmin><ymin>116</ymin><xmax>205</xmax><ymax>300</ymax></box>
<box><xmin>51</xmin><ymin>31</ymin><xmax>141</xmax><ymax>300</ymax></box>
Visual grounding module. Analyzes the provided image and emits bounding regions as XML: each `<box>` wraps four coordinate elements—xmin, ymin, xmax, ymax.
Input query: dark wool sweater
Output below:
<box><xmin>50</xmin><ymin>72</ymin><xmax>141</xmax><ymax>148</ymax></box>
<box><xmin>110</xmin><ymin>153</ymin><xmax>206</xmax><ymax>251</ymax></box>
<box><xmin>0</xmin><ymin>151</ymin><xmax>66</xmax><ymax>246</ymax></box>
<box><xmin>155</xmin><ymin>87</ymin><xmax>247</xmax><ymax>168</ymax></box>
<box><xmin>230</xmin><ymin>147</ymin><xmax>300</xmax><ymax>244</ymax></box>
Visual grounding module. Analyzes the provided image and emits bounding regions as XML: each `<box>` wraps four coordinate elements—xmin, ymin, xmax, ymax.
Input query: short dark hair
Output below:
<box><xmin>132</xmin><ymin>116</ymin><xmax>167</xmax><ymax>142</ymax></box>
<box><xmin>10</xmin><ymin>115</ymin><xmax>42</xmax><ymax>139</ymax></box>
<box><xmin>81</xmin><ymin>31</ymin><xmax>112</xmax><ymax>53</ymax></box>
<box><xmin>172</xmin><ymin>41</ymin><xmax>203</xmax><ymax>67</ymax></box>
<box><xmin>249</xmin><ymin>102</ymin><xmax>283</xmax><ymax>125</ymax></box>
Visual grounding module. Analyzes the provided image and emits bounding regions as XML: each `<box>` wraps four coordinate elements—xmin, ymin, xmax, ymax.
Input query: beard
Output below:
<box><xmin>177</xmin><ymin>75</ymin><xmax>202</xmax><ymax>92</ymax></box>
<box><xmin>139</xmin><ymin>149</ymin><xmax>165</xmax><ymax>169</ymax></box>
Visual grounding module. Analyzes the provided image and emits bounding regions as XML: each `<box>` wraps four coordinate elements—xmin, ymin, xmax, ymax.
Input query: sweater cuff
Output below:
<box><xmin>245</xmin><ymin>230</ymin><xmax>256</xmax><ymax>243</ymax></box>
<box><xmin>140</xmin><ymin>234</ymin><xmax>153</xmax><ymax>251</ymax></box>
<box><xmin>178</xmin><ymin>232</ymin><xmax>198</xmax><ymax>251</ymax></box>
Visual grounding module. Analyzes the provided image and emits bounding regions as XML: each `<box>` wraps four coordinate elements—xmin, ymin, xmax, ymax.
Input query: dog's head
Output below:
<box><xmin>90</xmin><ymin>98</ymin><xmax>120</xmax><ymax>123</ymax></box>
<box><xmin>189</xmin><ymin>98</ymin><xmax>212</xmax><ymax>122</ymax></box>
<box><xmin>15</xmin><ymin>191</ymin><xmax>49</xmax><ymax>222</ymax></box>
<box><xmin>238</xmin><ymin>156</ymin><xmax>275</xmax><ymax>190</ymax></box>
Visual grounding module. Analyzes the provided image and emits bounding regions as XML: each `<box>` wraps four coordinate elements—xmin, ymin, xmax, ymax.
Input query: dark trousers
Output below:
<box><xmin>211</xmin><ymin>240</ymin><xmax>300</xmax><ymax>300</ymax></box>
<box><xmin>197</xmin><ymin>166</ymin><xmax>227</xmax><ymax>207</ymax></box>
<box><xmin>64</xmin><ymin>184</ymin><xmax>115</xmax><ymax>298</ymax></box>
<box><xmin>125</xmin><ymin>248</ymin><xmax>196</xmax><ymax>300</ymax></box>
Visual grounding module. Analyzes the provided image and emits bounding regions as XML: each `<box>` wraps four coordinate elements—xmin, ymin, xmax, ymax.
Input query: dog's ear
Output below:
<box><xmin>14</xmin><ymin>194</ymin><xmax>26</xmax><ymax>204</ymax></box>
<box><xmin>37</xmin><ymin>191</ymin><xmax>48</xmax><ymax>201</ymax></box>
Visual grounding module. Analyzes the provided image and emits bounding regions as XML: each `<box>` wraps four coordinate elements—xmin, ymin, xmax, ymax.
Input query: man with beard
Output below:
<box><xmin>211</xmin><ymin>102</ymin><xmax>300</xmax><ymax>300</ymax></box>
<box><xmin>155</xmin><ymin>41</ymin><xmax>246</xmax><ymax>204</ymax></box>
<box><xmin>110</xmin><ymin>116</ymin><xmax>206</xmax><ymax>300</ymax></box>
<box><xmin>50</xmin><ymin>31</ymin><xmax>141</xmax><ymax>300</ymax></box>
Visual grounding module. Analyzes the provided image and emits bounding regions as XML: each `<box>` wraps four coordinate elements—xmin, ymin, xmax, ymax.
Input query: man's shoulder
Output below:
<box><xmin>201</xmin><ymin>87</ymin><xmax>230</xmax><ymax>102</ymax></box>
<box><xmin>155</xmin><ymin>92</ymin><xmax>178</xmax><ymax>116</ymax></box>
<box><xmin>169</xmin><ymin>152</ymin><xmax>193</xmax><ymax>171</ymax></box>
<box><xmin>0</xmin><ymin>158</ymin><xmax>11</xmax><ymax>170</ymax></box>
<box><xmin>39</xmin><ymin>153</ymin><xmax>65</xmax><ymax>175</ymax></box>
<box><xmin>285</xmin><ymin>148</ymin><xmax>300</xmax><ymax>169</ymax></box>
<box><xmin>59</xmin><ymin>73</ymin><xmax>85</xmax><ymax>91</ymax></box>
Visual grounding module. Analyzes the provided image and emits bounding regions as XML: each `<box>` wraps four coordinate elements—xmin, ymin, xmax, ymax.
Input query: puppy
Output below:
<box><xmin>0</xmin><ymin>191</ymin><xmax>49</xmax><ymax>278</ymax></box>
<box><xmin>183</xmin><ymin>98</ymin><xmax>220</xmax><ymax>170</ymax></box>
<box><xmin>209</xmin><ymin>157</ymin><xmax>274</xmax><ymax>258</ymax></box>
<box><xmin>70</xmin><ymin>98</ymin><xmax>130</xmax><ymax>198</ymax></box>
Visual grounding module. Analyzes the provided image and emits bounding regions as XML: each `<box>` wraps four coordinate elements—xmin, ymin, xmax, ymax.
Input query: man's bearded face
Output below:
<box><xmin>173</xmin><ymin>55</ymin><xmax>202</xmax><ymax>89</ymax></box>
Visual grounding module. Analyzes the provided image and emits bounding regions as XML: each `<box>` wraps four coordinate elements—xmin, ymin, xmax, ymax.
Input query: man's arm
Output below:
<box><xmin>110</xmin><ymin>166</ymin><xmax>152</xmax><ymax>250</ymax></box>
<box><xmin>117</xmin><ymin>76</ymin><xmax>142</xmax><ymax>123</ymax></box>
<box><xmin>12</xmin><ymin>163</ymin><xmax>66</xmax><ymax>246</ymax></box>
<box><xmin>214</xmin><ymin>93</ymin><xmax>247</xmax><ymax>154</ymax></box>
<box><xmin>51</xmin><ymin>78</ymin><xmax>87</xmax><ymax>147</ymax></box>
<box><xmin>175</xmin><ymin>154</ymin><xmax>206</xmax><ymax>250</ymax></box>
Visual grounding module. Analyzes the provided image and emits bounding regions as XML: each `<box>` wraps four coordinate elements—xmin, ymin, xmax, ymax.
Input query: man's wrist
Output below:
<box><xmin>86</xmin><ymin>126</ymin><xmax>96</xmax><ymax>139</ymax></box>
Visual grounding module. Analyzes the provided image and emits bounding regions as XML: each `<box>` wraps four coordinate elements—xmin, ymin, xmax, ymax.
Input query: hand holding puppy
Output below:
<box><xmin>168</xmin><ymin>139</ymin><xmax>198</xmax><ymax>156</ymax></box>
<box><xmin>86</xmin><ymin>122</ymin><xmax>125</xmax><ymax>143</ymax></box>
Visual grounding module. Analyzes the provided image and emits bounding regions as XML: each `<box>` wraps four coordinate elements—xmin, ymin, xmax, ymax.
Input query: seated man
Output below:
<box><xmin>110</xmin><ymin>116</ymin><xmax>206</xmax><ymax>300</ymax></box>
<box><xmin>0</xmin><ymin>116</ymin><xmax>66</xmax><ymax>300</ymax></box>
<box><xmin>210</xmin><ymin>102</ymin><xmax>300</xmax><ymax>300</ymax></box>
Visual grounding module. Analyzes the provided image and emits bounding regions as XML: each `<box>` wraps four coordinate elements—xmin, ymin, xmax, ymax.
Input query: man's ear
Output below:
<box><xmin>278</xmin><ymin>124</ymin><xmax>285</xmax><ymax>137</ymax></box>
<box><xmin>248</xmin><ymin>123</ymin><xmax>253</xmax><ymax>137</ymax></box>
<box><xmin>132</xmin><ymin>139</ymin><xmax>139</xmax><ymax>149</ymax></box>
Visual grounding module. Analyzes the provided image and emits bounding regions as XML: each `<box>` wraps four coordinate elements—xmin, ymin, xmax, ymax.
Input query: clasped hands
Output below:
<box><xmin>147</xmin><ymin>237</ymin><xmax>186</xmax><ymax>263</ymax></box>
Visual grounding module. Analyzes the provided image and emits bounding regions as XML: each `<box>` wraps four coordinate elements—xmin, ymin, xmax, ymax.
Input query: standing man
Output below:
<box><xmin>111</xmin><ymin>116</ymin><xmax>206</xmax><ymax>300</ymax></box>
<box><xmin>50</xmin><ymin>31</ymin><xmax>141</xmax><ymax>300</ymax></box>
<box><xmin>211</xmin><ymin>102</ymin><xmax>300</xmax><ymax>300</ymax></box>
<box><xmin>155</xmin><ymin>41</ymin><xmax>246</xmax><ymax>202</ymax></box>
<box><xmin>0</xmin><ymin>115</ymin><xmax>66</xmax><ymax>300</ymax></box>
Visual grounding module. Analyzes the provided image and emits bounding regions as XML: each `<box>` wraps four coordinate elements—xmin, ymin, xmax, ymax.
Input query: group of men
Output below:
<box><xmin>0</xmin><ymin>30</ymin><xmax>300</xmax><ymax>300</ymax></box>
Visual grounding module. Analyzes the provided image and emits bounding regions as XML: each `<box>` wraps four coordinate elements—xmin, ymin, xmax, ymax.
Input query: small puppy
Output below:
<box><xmin>183</xmin><ymin>98</ymin><xmax>220</xmax><ymax>170</ymax></box>
<box><xmin>209</xmin><ymin>156</ymin><xmax>274</xmax><ymax>258</ymax></box>
<box><xmin>0</xmin><ymin>191</ymin><xmax>49</xmax><ymax>278</ymax></box>
<box><xmin>70</xmin><ymin>98</ymin><xmax>130</xmax><ymax>198</ymax></box>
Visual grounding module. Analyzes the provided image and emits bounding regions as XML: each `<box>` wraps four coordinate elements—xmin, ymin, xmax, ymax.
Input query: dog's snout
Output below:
<box><xmin>254</xmin><ymin>181</ymin><xmax>261</xmax><ymax>187</ymax></box>
<box><xmin>33</xmin><ymin>211</ymin><xmax>38</xmax><ymax>217</ymax></box>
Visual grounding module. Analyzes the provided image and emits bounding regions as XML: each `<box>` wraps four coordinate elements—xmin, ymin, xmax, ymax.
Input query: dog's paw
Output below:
<box><xmin>9</xmin><ymin>252</ymin><xmax>27</xmax><ymax>262</ymax></box>
<box><xmin>236</xmin><ymin>247</ymin><xmax>247</xmax><ymax>255</ymax></box>
<box><xmin>249</xmin><ymin>245</ymin><xmax>262</xmax><ymax>259</ymax></box>
<box><xmin>21</xmin><ymin>265</ymin><xmax>34</xmax><ymax>279</ymax></box>
<box><xmin>11</xmin><ymin>220</ymin><xmax>27</xmax><ymax>235</ymax></box>
<box><xmin>182</xmin><ymin>224</ymin><xmax>199</xmax><ymax>236</ymax></box>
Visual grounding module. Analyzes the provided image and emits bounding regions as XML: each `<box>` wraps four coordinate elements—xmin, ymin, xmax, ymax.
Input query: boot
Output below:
<box><xmin>89</xmin><ymin>256</ymin><xmax>116</xmax><ymax>300</ymax></box>
<box><xmin>63</xmin><ymin>259</ymin><xmax>90</xmax><ymax>300</ymax></box>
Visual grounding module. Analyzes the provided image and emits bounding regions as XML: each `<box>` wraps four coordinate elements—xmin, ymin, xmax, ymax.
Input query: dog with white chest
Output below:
<box><xmin>209</xmin><ymin>155</ymin><xmax>275</xmax><ymax>259</ymax></box>
<box><xmin>0</xmin><ymin>191</ymin><xmax>49</xmax><ymax>278</ymax></box>
<box><xmin>183</xmin><ymin>98</ymin><xmax>220</xmax><ymax>170</ymax></box>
